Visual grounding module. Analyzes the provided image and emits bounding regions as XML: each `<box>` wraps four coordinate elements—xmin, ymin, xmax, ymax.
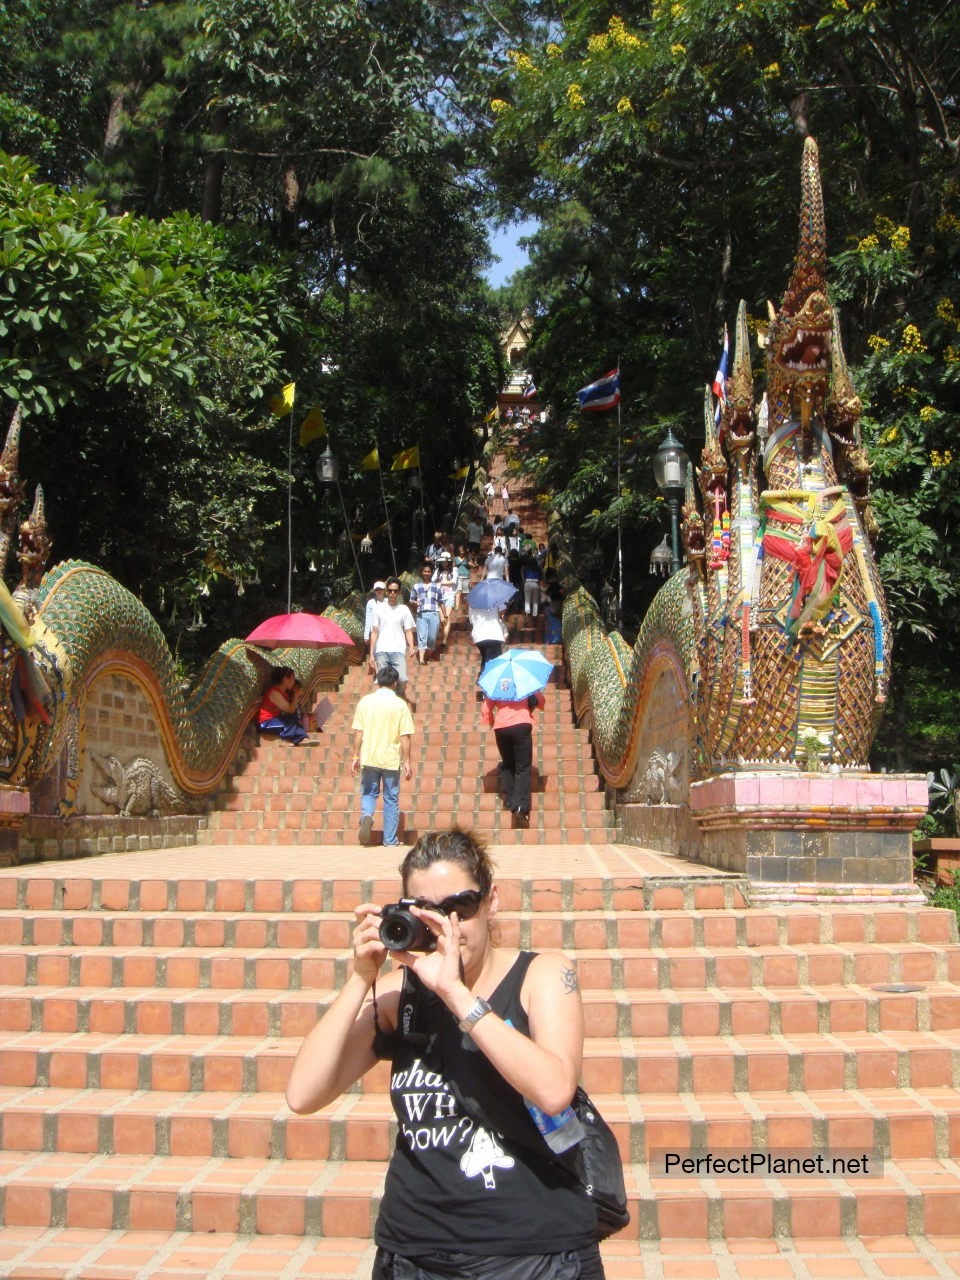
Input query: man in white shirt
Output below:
<box><xmin>363</xmin><ymin>581</ymin><xmax>387</xmax><ymax>666</ymax></box>
<box><xmin>466</xmin><ymin>518</ymin><xmax>483</xmax><ymax>564</ymax></box>
<box><xmin>469</xmin><ymin>604</ymin><xmax>506</xmax><ymax>688</ymax></box>
<box><xmin>367</xmin><ymin>577</ymin><xmax>416</xmax><ymax>691</ymax></box>
<box><xmin>485</xmin><ymin>545</ymin><xmax>507</xmax><ymax>580</ymax></box>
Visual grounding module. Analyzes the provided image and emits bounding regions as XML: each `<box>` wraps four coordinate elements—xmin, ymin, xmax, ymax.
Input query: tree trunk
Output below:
<box><xmin>279</xmin><ymin>162</ymin><xmax>300</xmax><ymax>247</ymax></box>
<box><xmin>103</xmin><ymin>91</ymin><xmax>126</xmax><ymax>156</ymax></box>
<box><xmin>201</xmin><ymin>105</ymin><xmax>229</xmax><ymax>224</ymax></box>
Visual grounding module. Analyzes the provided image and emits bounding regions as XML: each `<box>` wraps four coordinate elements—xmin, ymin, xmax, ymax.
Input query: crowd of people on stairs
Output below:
<box><xmin>255</xmin><ymin>473</ymin><xmax>568</xmax><ymax>844</ymax></box>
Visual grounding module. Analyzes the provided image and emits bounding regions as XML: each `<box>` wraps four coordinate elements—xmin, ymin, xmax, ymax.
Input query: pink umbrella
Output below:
<box><xmin>245</xmin><ymin>612</ymin><xmax>354</xmax><ymax>649</ymax></box>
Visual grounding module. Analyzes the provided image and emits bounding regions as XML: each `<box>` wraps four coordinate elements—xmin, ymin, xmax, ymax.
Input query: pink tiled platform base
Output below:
<box><xmin>748</xmin><ymin>879</ymin><xmax>925</xmax><ymax>904</ymax></box>
<box><xmin>688</xmin><ymin>772</ymin><xmax>927</xmax><ymax>893</ymax></box>
<box><xmin>0</xmin><ymin>787</ymin><xmax>30</xmax><ymax>820</ymax></box>
<box><xmin>690</xmin><ymin>771</ymin><xmax>929</xmax><ymax>823</ymax></box>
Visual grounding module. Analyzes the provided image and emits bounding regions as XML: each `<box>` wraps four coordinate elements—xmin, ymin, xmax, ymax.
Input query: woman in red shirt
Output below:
<box><xmin>481</xmin><ymin>689</ymin><xmax>545</xmax><ymax>828</ymax></box>
<box><xmin>257</xmin><ymin>665</ymin><xmax>310</xmax><ymax>744</ymax></box>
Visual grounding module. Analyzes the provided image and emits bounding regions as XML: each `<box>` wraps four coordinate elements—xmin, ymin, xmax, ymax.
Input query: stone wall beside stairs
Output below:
<box><xmin>16</xmin><ymin>813</ymin><xmax>206</xmax><ymax>865</ymax></box>
<box><xmin>618</xmin><ymin>800</ymin><xmax>700</xmax><ymax>858</ymax></box>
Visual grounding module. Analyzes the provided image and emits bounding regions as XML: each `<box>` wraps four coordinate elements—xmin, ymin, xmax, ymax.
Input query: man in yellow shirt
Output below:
<box><xmin>350</xmin><ymin>664</ymin><xmax>414</xmax><ymax>847</ymax></box>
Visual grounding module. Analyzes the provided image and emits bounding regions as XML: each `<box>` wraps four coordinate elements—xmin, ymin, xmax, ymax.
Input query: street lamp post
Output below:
<box><xmin>316</xmin><ymin>444</ymin><xmax>339</xmax><ymax>606</ymax></box>
<box><xmin>652</xmin><ymin>428</ymin><xmax>690</xmax><ymax>575</ymax></box>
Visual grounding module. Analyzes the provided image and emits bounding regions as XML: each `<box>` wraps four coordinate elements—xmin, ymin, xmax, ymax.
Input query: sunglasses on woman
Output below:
<box><xmin>412</xmin><ymin>889</ymin><xmax>487</xmax><ymax>920</ymax></box>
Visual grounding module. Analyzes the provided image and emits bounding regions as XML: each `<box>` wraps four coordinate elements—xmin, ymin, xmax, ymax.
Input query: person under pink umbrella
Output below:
<box><xmin>257</xmin><ymin>665</ymin><xmax>311</xmax><ymax>745</ymax></box>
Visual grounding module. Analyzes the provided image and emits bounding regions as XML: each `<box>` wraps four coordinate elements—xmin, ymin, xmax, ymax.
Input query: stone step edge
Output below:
<box><xmin>1</xmin><ymin>904</ymin><xmax>952</xmax><ymax>947</ymax></box>
<box><xmin>2</xmin><ymin>1227</ymin><xmax>959</xmax><ymax>1280</ymax></box>
<box><xmin>199</xmin><ymin>829</ymin><xmax>622</xmax><ymax>849</ymax></box>
<box><xmin>3</xmin><ymin>1155</ymin><xmax>960</xmax><ymax>1239</ymax></box>
<box><xmin>0</xmin><ymin>876</ymin><xmax>752</xmax><ymax>914</ymax></box>
<box><xmin>1</xmin><ymin>1088</ymin><xmax>956</xmax><ymax>1162</ymax></box>
<box><xmin>3</xmin><ymin>1033</ymin><xmax>960</xmax><ymax>1097</ymax></box>
<box><xmin>4</xmin><ymin>943</ymin><xmax>958</xmax><ymax>993</ymax></box>
<box><xmin>6</xmin><ymin>982</ymin><xmax>960</xmax><ymax>1039</ymax></box>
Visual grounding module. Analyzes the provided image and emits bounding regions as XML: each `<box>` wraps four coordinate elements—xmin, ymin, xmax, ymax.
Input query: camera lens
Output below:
<box><xmin>380</xmin><ymin>911</ymin><xmax>420</xmax><ymax>951</ymax></box>
<box><xmin>379</xmin><ymin>905</ymin><xmax>435</xmax><ymax>952</ymax></box>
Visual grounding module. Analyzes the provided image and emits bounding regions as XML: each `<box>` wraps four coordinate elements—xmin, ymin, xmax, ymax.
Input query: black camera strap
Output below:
<box><xmin>371</xmin><ymin>967</ymin><xmax>436</xmax><ymax>1057</ymax></box>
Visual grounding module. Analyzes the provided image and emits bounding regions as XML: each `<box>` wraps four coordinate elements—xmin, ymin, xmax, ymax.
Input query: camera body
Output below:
<box><xmin>379</xmin><ymin>899</ymin><xmax>439</xmax><ymax>952</ymax></box>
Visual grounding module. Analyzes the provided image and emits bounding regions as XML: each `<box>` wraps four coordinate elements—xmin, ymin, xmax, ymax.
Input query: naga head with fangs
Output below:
<box><xmin>764</xmin><ymin>138</ymin><xmax>833</xmax><ymax>440</ymax></box>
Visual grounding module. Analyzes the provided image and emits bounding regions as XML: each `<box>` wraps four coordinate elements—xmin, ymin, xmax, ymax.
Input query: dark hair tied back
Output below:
<box><xmin>400</xmin><ymin>827</ymin><xmax>494</xmax><ymax>897</ymax></box>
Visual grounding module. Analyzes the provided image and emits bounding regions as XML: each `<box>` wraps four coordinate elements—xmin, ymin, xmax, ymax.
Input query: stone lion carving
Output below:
<box><xmin>635</xmin><ymin>749</ymin><xmax>681</xmax><ymax>806</ymax></box>
<box><xmin>90</xmin><ymin>754</ymin><xmax>183</xmax><ymax>817</ymax></box>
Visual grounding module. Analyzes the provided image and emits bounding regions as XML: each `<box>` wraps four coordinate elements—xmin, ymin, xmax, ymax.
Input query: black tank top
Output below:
<box><xmin>375</xmin><ymin>952</ymin><xmax>597</xmax><ymax>1257</ymax></box>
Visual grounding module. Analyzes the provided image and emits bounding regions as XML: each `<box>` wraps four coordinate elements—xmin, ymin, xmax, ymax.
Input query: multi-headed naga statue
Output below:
<box><xmin>687</xmin><ymin>137</ymin><xmax>889</xmax><ymax>775</ymax></box>
<box><xmin>570</xmin><ymin>138</ymin><xmax>891</xmax><ymax>803</ymax></box>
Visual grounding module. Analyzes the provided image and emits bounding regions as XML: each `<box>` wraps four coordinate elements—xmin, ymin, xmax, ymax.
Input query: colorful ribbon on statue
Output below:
<box><xmin>760</xmin><ymin>492</ymin><xmax>852</xmax><ymax>640</ymax></box>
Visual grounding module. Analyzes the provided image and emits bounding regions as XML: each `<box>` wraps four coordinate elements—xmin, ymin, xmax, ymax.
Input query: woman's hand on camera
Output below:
<box><xmin>393</xmin><ymin>904</ymin><xmax>463</xmax><ymax>999</ymax></box>
<box><xmin>351</xmin><ymin>902</ymin><xmax>388</xmax><ymax>985</ymax></box>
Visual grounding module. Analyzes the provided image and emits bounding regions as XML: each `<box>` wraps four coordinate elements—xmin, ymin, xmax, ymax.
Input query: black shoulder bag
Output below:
<box><xmin>450</xmin><ymin>1075</ymin><xmax>630</xmax><ymax>1242</ymax></box>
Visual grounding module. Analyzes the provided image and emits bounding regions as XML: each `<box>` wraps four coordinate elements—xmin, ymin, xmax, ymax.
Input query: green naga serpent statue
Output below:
<box><xmin>0</xmin><ymin>413</ymin><xmax>361</xmax><ymax>817</ymax></box>
<box><xmin>568</xmin><ymin>137</ymin><xmax>890</xmax><ymax>805</ymax></box>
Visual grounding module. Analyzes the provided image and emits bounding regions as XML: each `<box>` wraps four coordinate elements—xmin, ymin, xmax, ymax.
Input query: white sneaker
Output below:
<box><xmin>358</xmin><ymin>815</ymin><xmax>374</xmax><ymax>846</ymax></box>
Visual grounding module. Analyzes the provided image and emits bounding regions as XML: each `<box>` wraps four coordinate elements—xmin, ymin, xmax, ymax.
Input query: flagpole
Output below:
<box><xmin>286</xmin><ymin>407</ymin><xmax>295</xmax><ymax>613</ymax></box>
<box><xmin>416</xmin><ymin>446</ymin><xmax>425</xmax><ymax>559</ymax></box>
<box><xmin>334</xmin><ymin>473</ymin><xmax>366</xmax><ymax>594</ymax></box>
<box><xmin>374</xmin><ymin>439</ymin><xmax>398</xmax><ymax>577</ymax></box>
<box><xmin>455</xmin><ymin>466</ymin><xmax>471</xmax><ymax>530</ymax></box>
<box><xmin>451</xmin><ymin>457</ymin><xmax>475</xmax><ymax>539</ymax></box>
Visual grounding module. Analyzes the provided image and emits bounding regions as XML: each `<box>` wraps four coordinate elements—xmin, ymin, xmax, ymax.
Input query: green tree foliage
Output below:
<box><xmin>0</xmin><ymin>2</ymin><xmax>507</xmax><ymax>664</ymax></box>
<box><xmin>0</xmin><ymin>152</ymin><xmax>304</xmax><ymax>643</ymax></box>
<box><xmin>830</xmin><ymin>208</ymin><xmax>960</xmax><ymax>770</ymax></box>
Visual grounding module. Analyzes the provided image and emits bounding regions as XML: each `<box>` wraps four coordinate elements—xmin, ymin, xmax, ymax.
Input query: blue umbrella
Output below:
<box><xmin>467</xmin><ymin>579</ymin><xmax>517</xmax><ymax>611</ymax></box>
<box><xmin>478</xmin><ymin>649</ymin><xmax>554</xmax><ymax>702</ymax></box>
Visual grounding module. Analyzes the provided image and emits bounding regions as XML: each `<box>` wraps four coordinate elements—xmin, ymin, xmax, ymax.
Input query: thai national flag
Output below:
<box><xmin>523</xmin><ymin>381</ymin><xmax>537</xmax><ymax>399</ymax></box>
<box><xmin>576</xmin><ymin>367</ymin><xmax>620</xmax><ymax>412</ymax></box>
<box><xmin>712</xmin><ymin>326</ymin><xmax>730</xmax><ymax>422</ymax></box>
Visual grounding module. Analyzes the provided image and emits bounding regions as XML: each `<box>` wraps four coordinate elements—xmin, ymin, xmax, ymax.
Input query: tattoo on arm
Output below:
<box><xmin>560</xmin><ymin>965</ymin><xmax>578</xmax><ymax>994</ymax></box>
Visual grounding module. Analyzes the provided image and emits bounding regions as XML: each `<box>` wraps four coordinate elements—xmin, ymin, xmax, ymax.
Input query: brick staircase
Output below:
<box><xmin>1</xmin><ymin>846</ymin><xmax>960</xmax><ymax>1278</ymax></box>
<box><xmin>202</xmin><ymin>608</ymin><xmax>613</xmax><ymax>851</ymax></box>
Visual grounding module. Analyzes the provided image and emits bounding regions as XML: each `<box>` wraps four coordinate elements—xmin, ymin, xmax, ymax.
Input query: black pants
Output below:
<box><xmin>476</xmin><ymin>639</ymin><xmax>503</xmax><ymax>677</ymax></box>
<box><xmin>373</xmin><ymin>1243</ymin><xmax>605</xmax><ymax>1279</ymax></box>
<box><xmin>495</xmin><ymin>723</ymin><xmax>533</xmax><ymax>815</ymax></box>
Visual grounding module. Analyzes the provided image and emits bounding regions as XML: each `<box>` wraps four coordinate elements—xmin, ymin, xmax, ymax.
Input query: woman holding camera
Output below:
<box><xmin>285</xmin><ymin>828</ymin><xmax>605</xmax><ymax>1280</ymax></box>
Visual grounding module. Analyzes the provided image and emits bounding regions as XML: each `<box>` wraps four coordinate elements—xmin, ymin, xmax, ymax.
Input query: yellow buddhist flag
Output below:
<box><xmin>299</xmin><ymin>406</ymin><xmax>326</xmax><ymax>446</ymax></box>
<box><xmin>449</xmin><ymin>463</ymin><xmax>470</xmax><ymax>480</ymax></box>
<box><xmin>360</xmin><ymin>447</ymin><xmax>380</xmax><ymax>471</ymax></box>
<box><xmin>483</xmin><ymin>406</ymin><xmax>498</xmax><ymax>423</ymax></box>
<box><xmin>270</xmin><ymin>381</ymin><xmax>296</xmax><ymax>418</ymax></box>
<box><xmin>391</xmin><ymin>445</ymin><xmax>420</xmax><ymax>471</ymax></box>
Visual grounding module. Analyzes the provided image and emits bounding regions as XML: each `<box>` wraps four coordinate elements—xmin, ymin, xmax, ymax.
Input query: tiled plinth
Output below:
<box><xmin>688</xmin><ymin>771</ymin><xmax>928</xmax><ymax>895</ymax></box>
<box><xmin>0</xmin><ymin>786</ymin><xmax>30</xmax><ymax>868</ymax></box>
<box><xmin>618</xmin><ymin>801</ymin><xmax>700</xmax><ymax>856</ymax></box>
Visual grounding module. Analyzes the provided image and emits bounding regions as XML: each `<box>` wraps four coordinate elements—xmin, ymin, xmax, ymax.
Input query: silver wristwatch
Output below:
<box><xmin>458</xmin><ymin>996</ymin><xmax>492</xmax><ymax>1034</ymax></box>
